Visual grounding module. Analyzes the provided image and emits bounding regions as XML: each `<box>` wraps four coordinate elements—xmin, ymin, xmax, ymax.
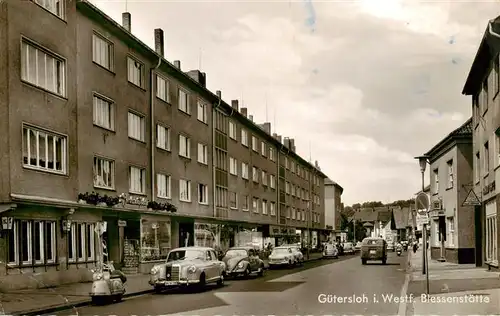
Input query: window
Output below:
<box><xmin>156</xmin><ymin>125</ymin><xmax>171</xmax><ymax>150</ymax></box>
<box><xmin>291</xmin><ymin>208</ymin><xmax>296</xmax><ymax>219</ymax></box>
<box><xmin>291</xmin><ymin>161</ymin><xmax>295</xmax><ymax>173</ymax></box>
<box><xmin>242</xmin><ymin>162</ymin><xmax>249</xmax><ymax>179</ymax></box>
<box><xmin>241</xmin><ymin>129</ymin><xmax>248</xmax><ymax>147</ymax></box>
<box><xmin>68</xmin><ymin>222</ymin><xmax>96</xmax><ymax>263</ymax></box>
<box><xmin>496</xmin><ymin>135</ymin><xmax>500</xmax><ymax>168</ymax></box>
<box><xmin>179</xmin><ymin>135</ymin><xmax>191</xmax><ymax>158</ymax></box>
<box><xmin>157</xmin><ymin>173</ymin><xmax>171</xmax><ymax>198</ymax></box>
<box><xmin>486</xmin><ymin>210</ymin><xmax>497</xmax><ymax>264</ymax></box>
<box><xmin>178</xmin><ymin>89</ymin><xmax>190</xmax><ymax>114</ymax></box>
<box><xmin>262</xmin><ymin>171</ymin><xmax>267</xmax><ymax>186</ymax></box>
<box><xmin>198</xmin><ymin>183</ymin><xmax>208</xmax><ymax>204</ymax></box>
<box><xmin>229</xmin><ymin>191</ymin><xmax>237</xmax><ymax>209</ymax></box>
<box><xmin>286</xmin><ymin>207</ymin><xmax>290</xmax><ymax>218</ymax></box>
<box><xmin>21</xmin><ymin>40</ymin><xmax>65</xmax><ymax>96</ymax></box>
<box><xmin>285</xmin><ymin>157</ymin><xmax>289</xmax><ymax>169</ymax></box>
<box><xmin>93</xmin><ymin>157</ymin><xmax>114</xmax><ymax>189</ymax></box>
<box><xmin>22</xmin><ymin>125</ymin><xmax>67</xmax><ymax>174</ymax></box>
<box><xmin>252</xmin><ymin>136</ymin><xmax>258</xmax><ymax>151</ymax></box>
<box><xmin>262</xmin><ymin>200</ymin><xmax>268</xmax><ymax>215</ymax></box>
<box><xmin>269</xmin><ymin>175</ymin><xmax>276</xmax><ymax>189</ymax></box>
<box><xmin>261</xmin><ymin>142</ymin><xmax>266</xmax><ymax>156</ymax></box>
<box><xmin>33</xmin><ymin>0</ymin><xmax>65</xmax><ymax>19</ymax></box>
<box><xmin>447</xmin><ymin>217</ymin><xmax>455</xmax><ymax>247</ymax></box>
<box><xmin>447</xmin><ymin>160</ymin><xmax>453</xmax><ymax>188</ymax></box>
<box><xmin>93</xmin><ymin>94</ymin><xmax>115</xmax><ymax>130</ymax></box>
<box><xmin>197</xmin><ymin>101</ymin><xmax>208</xmax><ymax>123</ymax></box>
<box><xmin>229</xmin><ymin>157</ymin><xmax>237</xmax><ymax>175</ymax></box>
<box><xmin>252</xmin><ymin>197</ymin><xmax>259</xmax><ymax>213</ymax></box>
<box><xmin>269</xmin><ymin>148</ymin><xmax>275</xmax><ymax>161</ymax></box>
<box><xmin>198</xmin><ymin>143</ymin><xmax>208</xmax><ymax>164</ymax></box>
<box><xmin>129</xmin><ymin>166</ymin><xmax>146</xmax><ymax>194</ymax></box>
<box><xmin>242</xmin><ymin>195</ymin><xmax>249</xmax><ymax>211</ymax></box>
<box><xmin>229</xmin><ymin>121</ymin><xmax>237</xmax><ymax>139</ymax></box>
<box><xmin>270</xmin><ymin>202</ymin><xmax>276</xmax><ymax>216</ymax></box>
<box><xmin>252</xmin><ymin>166</ymin><xmax>259</xmax><ymax>183</ymax></box>
<box><xmin>475</xmin><ymin>152</ymin><xmax>480</xmax><ymax>183</ymax></box>
<box><xmin>127</xmin><ymin>56</ymin><xmax>143</xmax><ymax>87</ymax></box>
<box><xmin>92</xmin><ymin>33</ymin><xmax>113</xmax><ymax>70</ymax></box>
<box><xmin>433</xmin><ymin>169</ymin><xmax>439</xmax><ymax>194</ymax></box>
<box><xmin>156</xmin><ymin>75</ymin><xmax>170</xmax><ymax>102</ymax></box>
<box><xmin>128</xmin><ymin>111</ymin><xmax>145</xmax><ymax>141</ymax></box>
<box><xmin>180</xmin><ymin>179</ymin><xmax>191</xmax><ymax>202</ymax></box>
<box><xmin>484</xmin><ymin>142</ymin><xmax>490</xmax><ymax>175</ymax></box>
<box><xmin>474</xmin><ymin>95</ymin><xmax>480</xmax><ymax>126</ymax></box>
<box><xmin>432</xmin><ymin>219</ymin><xmax>439</xmax><ymax>247</ymax></box>
<box><xmin>286</xmin><ymin>182</ymin><xmax>290</xmax><ymax>194</ymax></box>
<box><xmin>7</xmin><ymin>220</ymin><xmax>56</xmax><ymax>266</ymax></box>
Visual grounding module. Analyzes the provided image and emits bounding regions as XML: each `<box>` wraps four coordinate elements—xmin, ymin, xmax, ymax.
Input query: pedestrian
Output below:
<box><xmin>413</xmin><ymin>240</ymin><xmax>418</xmax><ymax>253</ymax></box>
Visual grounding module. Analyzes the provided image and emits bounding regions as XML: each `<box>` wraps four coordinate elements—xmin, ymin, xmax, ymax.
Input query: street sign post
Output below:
<box><xmin>415</xmin><ymin>192</ymin><xmax>430</xmax><ymax>214</ymax></box>
<box><xmin>414</xmin><ymin>191</ymin><xmax>430</xmax><ymax>287</ymax></box>
<box><xmin>462</xmin><ymin>189</ymin><xmax>481</xmax><ymax>207</ymax></box>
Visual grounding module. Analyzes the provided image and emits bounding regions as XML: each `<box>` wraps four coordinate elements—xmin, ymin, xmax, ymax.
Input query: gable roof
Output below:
<box><xmin>391</xmin><ymin>207</ymin><xmax>411</xmax><ymax>230</ymax></box>
<box><xmin>377</xmin><ymin>210</ymin><xmax>392</xmax><ymax>224</ymax></box>
<box><xmin>425</xmin><ymin>118</ymin><xmax>473</xmax><ymax>161</ymax></box>
<box><xmin>353</xmin><ymin>208</ymin><xmax>378</xmax><ymax>222</ymax></box>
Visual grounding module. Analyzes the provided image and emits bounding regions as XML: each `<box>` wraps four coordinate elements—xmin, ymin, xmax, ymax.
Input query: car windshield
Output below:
<box><xmin>364</xmin><ymin>239</ymin><xmax>383</xmax><ymax>245</ymax></box>
<box><xmin>225</xmin><ymin>249</ymin><xmax>248</xmax><ymax>258</ymax></box>
<box><xmin>273</xmin><ymin>248</ymin><xmax>291</xmax><ymax>254</ymax></box>
<box><xmin>167</xmin><ymin>249</ymin><xmax>204</xmax><ymax>262</ymax></box>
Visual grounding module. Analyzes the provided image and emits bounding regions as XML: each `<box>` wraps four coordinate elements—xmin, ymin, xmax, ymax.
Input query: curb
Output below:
<box><xmin>14</xmin><ymin>289</ymin><xmax>154</xmax><ymax>316</ymax></box>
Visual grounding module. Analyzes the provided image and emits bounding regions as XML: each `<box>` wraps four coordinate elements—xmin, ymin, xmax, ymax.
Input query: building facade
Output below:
<box><xmin>0</xmin><ymin>0</ymin><xmax>329</xmax><ymax>290</ymax></box>
<box><xmin>462</xmin><ymin>17</ymin><xmax>500</xmax><ymax>270</ymax></box>
<box><xmin>424</xmin><ymin>118</ymin><xmax>475</xmax><ymax>264</ymax></box>
<box><xmin>324</xmin><ymin>178</ymin><xmax>343</xmax><ymax>239</ymax></box>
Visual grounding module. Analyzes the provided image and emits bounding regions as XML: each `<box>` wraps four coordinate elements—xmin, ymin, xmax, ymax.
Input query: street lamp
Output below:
<box><xmin>415</xmin><ymin>155</ymin><xmax>430</xmax><ymax>295</ymax></box>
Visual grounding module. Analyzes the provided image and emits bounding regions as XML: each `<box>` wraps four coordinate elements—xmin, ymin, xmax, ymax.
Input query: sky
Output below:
<box><xmin>89</xmin><ymin>0</ymin><xmax>499</xmax><ymax>205</ymax></box>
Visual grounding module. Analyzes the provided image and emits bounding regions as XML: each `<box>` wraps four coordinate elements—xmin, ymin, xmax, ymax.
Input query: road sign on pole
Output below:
<box><xmin>415</xmin><ymin>192</ymin><xmax>430</xmax><ymax>215</ymax></box>
<box><xmin>462</xmin><ymin>189</ymin><xmax>481</xmax><ymax>206</ymax></box>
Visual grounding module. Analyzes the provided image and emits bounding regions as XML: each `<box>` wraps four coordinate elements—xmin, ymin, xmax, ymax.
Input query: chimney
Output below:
<box><xmin>249</xmin><ymin>115</ymin><xmax>253</xmax><ymax>122</ymax></box>
<box><xmin>290</xmin><ymin>138</ymin><xmax>295</xmax><ymax>152</ymax></box>
<box><xmin>174</xmin><ymin>60</ymin><xmax>181</xmax><ymax>69</ymax></box>
<box><xmin>284</xmin><ymin>137</ymin><xmax>290</xmax><ymax>148</ymax></box>
<box><xmin>240</xmin><ymin>107</ymin><xmax>247</xmax><ymax>117</ymax></box>
<box><xmin>277</xmin><ymin>135</ymin><xmax>282</xmax><ymax>143</ymax></box>
<box><xmin>186</xmin><ymin>70</ymin><xmax>206</xmax><ymax>88</ymax></box>
<box><xmin>231</xmin><ymin>100</ymin><xmax>239</xmax><ymax>111</ymax></box>
<box><xmin>216</xmin><ymin>90</ymin><xmax>221</xmax><ymax>99</ymax></box>
<box><xmin>273</xmin><ymin>133</ymin><xmax>278</xmax><ymax>138</ymax></box>
<box><xmin>154</xmin><ymin>28</ymin><xmax>164</xmax><ymax>57</ymax></box>
<box><xmin>263</xmin><ymin>122</ymin><xmax>271</xmax><ymax>134</ymax></box>
<box><xmin>122</xmin><ymin>12</ymin><xmax>131</xmax><ymax>32</ymax></box>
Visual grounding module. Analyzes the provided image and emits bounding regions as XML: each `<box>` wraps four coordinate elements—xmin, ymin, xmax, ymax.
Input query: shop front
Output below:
<box><xmin>137</xmin><ymin>214</ymin><xmax>172</xmax><ymax>273</ymax></box>
<box><xmin>268</xmin><ymin>225</ymin><xmax>296</xmax><ymax>246</ymax></box>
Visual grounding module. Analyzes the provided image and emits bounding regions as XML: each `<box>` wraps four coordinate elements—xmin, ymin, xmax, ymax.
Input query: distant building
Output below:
<box><xmin>324</xmin><ymin>178</ymin><xmax>343</xmax><ymax>234</ymax></box>
<box><xmin>424</xmin><ymin>118</ymin><xmax>474</xmax><ymax>264</ymax></box>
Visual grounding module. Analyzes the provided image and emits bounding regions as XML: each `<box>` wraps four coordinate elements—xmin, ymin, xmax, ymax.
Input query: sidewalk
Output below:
<box><xmin>405</xmin><ymin>248</ymin><xmax>500</xmax><ymax>315</ymax></box>
<box><xmin>0</xmin><ymin>253</ymin><xmax>325</xmax><ymax>315</ymax></box>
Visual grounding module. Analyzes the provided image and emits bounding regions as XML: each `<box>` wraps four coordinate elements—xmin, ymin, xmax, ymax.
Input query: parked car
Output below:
<box><xmin>360</xmin><ymin>237</ymin><xmax>387</xmax><ymax>265</ymax></box>
<box><xmin>149</xmin><ymin>246</ymin><xmax>226</xmax><ymax>293</ymax></box>
<box><xmin>268</xmin><ymin>246</ymin><xmax>297</xmax><ymax>268</ymax></box>
<box><xmin>322</xmin><ymin>243</ymin><xmax>339</xmax><ymax>258</ymax></box>
<box><xmin>343</xmin><ymin>242</ymin><xmax>354</xmax><ymax>254</ymax></box>
<box><xmin>354</xmin><ymin>241</ymin><xmax>362</xmax><ymax>252</ymax></box>
<box><xmin>281</xmin><ymin>244</ymin><xmax>304</xmax><ymax>264</ymax></box>
<box><xmin>222</xmin><ymin>247</ymin><xmax>264</xmax><ymax>278</ymax></box>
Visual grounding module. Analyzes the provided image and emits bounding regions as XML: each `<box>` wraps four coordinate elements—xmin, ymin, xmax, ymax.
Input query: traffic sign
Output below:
<box><xmin>415</xmin><ymin>192</ymin><xmax>430</xmax><ymax>215</ymax></box>
<box><xmin>416</xmin><ymin>214</ymin><xmax>429</xmax><ymax>226</ymax></box>
<box><xmin>462</xmin><ymin>189</ymin><xmax>481</xmax><ymax>206</ymax></box>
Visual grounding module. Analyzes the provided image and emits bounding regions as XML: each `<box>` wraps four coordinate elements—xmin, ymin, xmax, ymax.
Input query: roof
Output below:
<box><xmin>391</xmin><ymin>207</ymin><xmax>411</xmax><ymax>229</ymax></box>
<box><xmin>76</xmin><ymin>0</ymin><xmax>328</xmax><ymax>179</ymax></box>
<box><xmin>353</xmin><ymin>208</ymin><xmax>378</xmax><ymax>222</ymax></box>
<box><xmin>377</xmin><ymin>210</ymin><xmax>392</xmax><ymax>224</ymax></box>
<box><xmin>425</xmin><ymin>118</ymin><xmax>473</xmax><ymax>160</ymax></box>
<box><xmin>463</xmin><ymin>17</ymin><xmax>500</xmax><ymax>95</ymax></box>
<box><xmin>324</xmin><ymin>178</ymin><xmax>344</xmax><ymax>193</ymax></box>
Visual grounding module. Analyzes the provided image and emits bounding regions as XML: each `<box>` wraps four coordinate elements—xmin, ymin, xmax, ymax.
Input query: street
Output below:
<box><xmin>51</xmin><ymin>253</ymin><xmax>407</xmax><ymax>315</ymax></box>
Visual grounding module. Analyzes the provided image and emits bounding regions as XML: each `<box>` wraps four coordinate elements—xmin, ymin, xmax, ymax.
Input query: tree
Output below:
<box><xmin>361</xmin><ymin>201</ymin><xmax>384</xmax><ymax>207</ymax></box>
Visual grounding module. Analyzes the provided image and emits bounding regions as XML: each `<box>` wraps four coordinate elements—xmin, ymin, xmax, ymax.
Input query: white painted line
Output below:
<box><xmin>398</xmin><ymin>272</ymin><xmax>411</xmax><ymax>316</ymax></box>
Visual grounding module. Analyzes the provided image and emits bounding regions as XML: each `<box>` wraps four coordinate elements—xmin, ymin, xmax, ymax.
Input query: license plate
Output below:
<box><xmin>370</xmin><ymin>250</ymin><xmax>376</xmax><ymax>254</ymax></box>
<box><xmin>164</xmin><ymin>281</ymin><xmax>178</xmax><ymax>286</ymax></box>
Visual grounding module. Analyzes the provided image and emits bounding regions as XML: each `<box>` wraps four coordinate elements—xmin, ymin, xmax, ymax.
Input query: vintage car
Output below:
<box><xmin>360</xmin><ymin>237</ymin><xmax>387</xmax><ymax>265</ymax></box>
<box><xmin>343</xmin><ymin>242</ymin><xmax>354</xmax><ymax>254</ymax></box>
<box><xmin>323</xmin><ymin>243</ymin><xmax>338</xmax><ymax>258</ymax></box>
<box><xmin>222</xmin><ymin>247</ymin><xmax>265</xmax><ymax>278</ymax></box>
<box><xmin>268</xmin><ymin>246</ymin><xmax>297</xmax><ymax>268</ymax></box>
<box><xmin>281</xmin><ymin>244</ymin><xmax>304</xmax><ymax>264</ymax></box>
<box><xmin>149</xmin><ymin>246</ymin><xmax>226</xmax><ymax>293</ymax></box>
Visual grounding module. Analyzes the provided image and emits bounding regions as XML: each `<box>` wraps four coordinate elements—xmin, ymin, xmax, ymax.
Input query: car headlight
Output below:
<box><xmin>285</xmin><ymin>256</ymin><xmax>289</xmax><ymax>260</ymax></box>
<box><xmin>188</xmin><ymin>265</ymin><xmax>197</xmax><ymax>273</ymax></box>
<box><xmin>93</xmin><ymin>273</ymin><xmax>103</xmax><ymax>281</ymax></box>
<box><xmin>237</xmin><ymin>262</ymin><xmax>244</xmax><ymax>268</ymax></box>
<box><xmin>150</xmin><ymin>267</ymin><xmax>159</xmax><ymax>274</ymax></box>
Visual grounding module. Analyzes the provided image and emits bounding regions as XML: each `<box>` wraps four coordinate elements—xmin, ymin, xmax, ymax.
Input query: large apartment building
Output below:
<box><xmin>0</xmin><ymin>0</ymin><xmax>329</xmax><ymax>290</ymax></box>
<box><xmin>462</xmin><ymin>16</ymin><xmax>500</xmax><ymax>270</ymax></box>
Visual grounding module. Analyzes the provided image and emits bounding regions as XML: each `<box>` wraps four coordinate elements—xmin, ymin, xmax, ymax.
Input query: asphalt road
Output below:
<box><xmin>51</xmin><ymin>252</ymin><xmax>407</xmax><ymax>315</ymax></box>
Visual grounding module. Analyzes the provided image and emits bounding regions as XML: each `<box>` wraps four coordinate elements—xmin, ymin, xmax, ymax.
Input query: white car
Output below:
<box><xmin>281</xmin><ymin>244</ymin><xmax>304</xmax><ymax>264</ymax></box>
<box><xmin>323</xmin><ymin>243</ymin><xmax>339</xmax><ymax>258</ymax></box>
<box><xmin>268</xmin><ymin>246</ymin><xmax>297</xmax><ymax>268</ymax></box>
<box><xmin>343</xmin><ymin>242</ymin><xmax>354</xmax><ymax>254</ymax></box>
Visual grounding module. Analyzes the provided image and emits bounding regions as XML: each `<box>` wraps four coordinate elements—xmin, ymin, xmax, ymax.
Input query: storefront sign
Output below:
<box><xmin>483</xmin><ymin>181</ymin><xmax>496</xmax><ymax>195</ymax></box>
<box><xmin>118</xmin><ymin>220</ymin><xmax>127</xmax><ymax>227</ymax></box>
<box><xmin>119</xmin><ymin>193</ymin><xmax>148</xmax><ymax>207</ymax></box>
<box><xmin>269</xmin><ymin>225</ymin><xmax>295</xmax><ymax>236</ymax></box>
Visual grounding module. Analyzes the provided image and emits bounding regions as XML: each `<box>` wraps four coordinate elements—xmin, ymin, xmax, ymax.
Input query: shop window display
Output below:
<box><xmin>140</xmin><ymin>219</ymin><xmax>171</xmax><ymax>261</ymax></box>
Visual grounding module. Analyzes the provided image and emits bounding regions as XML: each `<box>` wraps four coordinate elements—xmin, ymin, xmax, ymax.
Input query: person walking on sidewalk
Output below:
<box><xmin>413</xmin><ymin>240</ymin><xmax>418</xmax><ymax>253</ymax></box>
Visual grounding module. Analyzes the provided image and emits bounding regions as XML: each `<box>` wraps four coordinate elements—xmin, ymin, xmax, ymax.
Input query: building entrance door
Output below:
<box><xmin>179</xmin><ymin>222</ymin><xmax>194</xmax><ymax>247</ymax></box>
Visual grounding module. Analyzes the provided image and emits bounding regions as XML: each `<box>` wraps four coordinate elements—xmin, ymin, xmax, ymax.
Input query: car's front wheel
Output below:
<box><xmin>217</xmin><ymin>272</ymin><xmax>225</xmax><ymax>286</ymax></box>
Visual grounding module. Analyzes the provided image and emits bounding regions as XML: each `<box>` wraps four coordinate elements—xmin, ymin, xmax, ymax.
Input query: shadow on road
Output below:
<box><xmin>364</xmin><ymin>262</ymin><xmax>401</xmax><ymax>266</ymax></box>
